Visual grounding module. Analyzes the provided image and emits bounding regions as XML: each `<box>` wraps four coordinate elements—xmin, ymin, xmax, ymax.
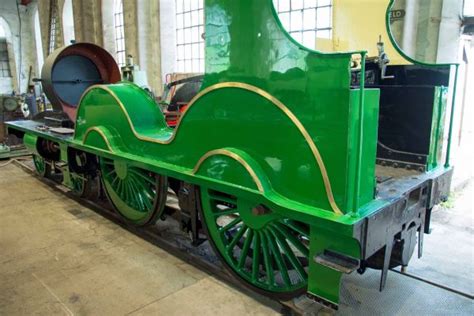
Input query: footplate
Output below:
<box><xmin>314</xmin><ymin>250</ymin><xmax>359</xmax><ymax>274</ymax></box>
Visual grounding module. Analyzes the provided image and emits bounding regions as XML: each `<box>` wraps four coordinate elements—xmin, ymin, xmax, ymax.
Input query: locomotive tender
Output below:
<box><xmin>6</xmin><ymin>0</ymin><xmax>458</xmax><ymax>308</ymax></box>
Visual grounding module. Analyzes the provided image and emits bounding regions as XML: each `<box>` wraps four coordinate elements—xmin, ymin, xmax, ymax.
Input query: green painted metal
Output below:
<box><xmin>347</xmin><ymin>88</ymin><xmax>380</xmax><ymax>213</ymax></box>
<box><xmin>100</xmin><ymin>157</ymin><xmax>165</xmax><ymax>226</ymax></box>
<box><xmin>427</xmin><ymin>87</ymin><xmax>448</xmax><ymax>170</ymax></box>
<box><xmin>23</xmin><ymin>133</ymin><xmax>38</xmax><ymax>155</ymax></box>
<box><xmin>33</xmin><ymin>155</ymin><xmax>49</xmax><ymax>177</ymax></box>
<box><xmin>445</xmin><ymin>64</ymin><xmax>460</xmax><ymax>167</ymax></box>
<box><xmin>201</xmin><ymin>188</ymin><xmax>309</xmax><ymax>296</ymax></box>
<box><xmin>71</xmin><ymin>173</ymin><xmax>85</xmax><ymax>196</ymax></box>
<box><xmin>4</xmin><ymin>0</ymin><xmax>457</xmax><ymax>306</ymax></box>
<box><xmin>74</xmin><ymin>83</ymin><xmax>379</xmax><ymax>216</ymax></box>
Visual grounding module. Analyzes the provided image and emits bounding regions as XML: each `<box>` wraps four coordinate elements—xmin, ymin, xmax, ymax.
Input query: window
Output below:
<box><xmin>48</xmin><ymin>15</ymin><xmax>57</xmax><ymax>54</ymax></box>
<box><xmin>0</xmin><ymin>23</ymin><xmax>10</xmax><ymax>77</ymax></box>
<box><xmin>48</xmin><ymin>0</ymin><xmax>59</xmax><ymax>54</ymax></box>
<box><xmin>0</xmin><ymin>40</ymin><xmax>10</xmax><ymax>77</ymax></box>
<box><xmin>114</xmin><ymin>0</ymin><xmax>126</xmax><ymax>67</ymax></box>
<box><xmin>175</xmin><ymin>0</ymin><xmax>204</xmax><ymax>73</ymax></box>
<box><xmin>273</xmin><ymin>0</ymin><xmax>333</xmax><ymax>49</ymax></box>
<box><xmin>35</xmin><ymin>10</ymin><xmax>44</xmax><ymax>73</ymax></box>
<box><xmin>63</xmin><ymin>0</ymin><xmax>75</xmax><ymax>45</ymax></box>
<box><xmin>464</xmin><ymin>0</ymin><xmax>474</xmax><ymax>17</ymax></box>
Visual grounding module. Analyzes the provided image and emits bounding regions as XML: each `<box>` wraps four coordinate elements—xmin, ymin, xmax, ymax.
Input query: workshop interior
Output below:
<box><xmin>0</xmin><ymin>0</ymin><xmax>473</xmax><ymax>314</ymax></box>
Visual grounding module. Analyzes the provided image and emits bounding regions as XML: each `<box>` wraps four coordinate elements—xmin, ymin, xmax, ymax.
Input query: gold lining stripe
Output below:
<box><xmin>192</xmin><ymin>149</ymin><xmax>264</xmax><ymax>193</ymax></box>
<box><xmin>76</xmin><ymin>82</ymin><xmax>343</xmax><ymax>215</ymax></box>
<box><xmin>82</xmin><ymin>127</ymin><xmax>115</xmax><ymax>153</ymax></box>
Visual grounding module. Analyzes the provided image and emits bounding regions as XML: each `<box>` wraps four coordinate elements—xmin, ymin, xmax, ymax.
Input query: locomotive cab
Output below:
<box><xmin>340</xmin><ymin>0</ymin><xmax>458</xmax><ymax>296</ymax></box>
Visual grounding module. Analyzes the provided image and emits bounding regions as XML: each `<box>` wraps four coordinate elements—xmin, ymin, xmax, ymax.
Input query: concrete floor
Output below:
<box><xmin>0</xmin><ymin>162</ymin><xmax>473</xmax><ymax>315</ymax></box>
<box><xmin>407</xmin><ymin>181</ymin><xmax>474</xmax><ymax>296</ymax></box>
<box><xmin>0</xmin><ymin>163</ymin><xmax>279</xmax><ymax>315</ymax></box>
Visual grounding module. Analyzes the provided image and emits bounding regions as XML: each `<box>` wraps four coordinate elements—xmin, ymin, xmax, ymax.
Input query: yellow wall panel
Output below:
<box><xmin>315</xmin><ymin>0</ymin><xmax>409</xmax><ymax>65</ymax></box>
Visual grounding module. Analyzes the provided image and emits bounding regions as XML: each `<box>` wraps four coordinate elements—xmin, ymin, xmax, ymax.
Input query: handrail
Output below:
<box><xmin>445</xmin><ymin>64</ymin><xmax>460</xmax><ymax>168</ymax></box>
<box><xmin>352</xmin><ymin>52</ymin><xmax>367</xmax><ymax>215</ymax></box>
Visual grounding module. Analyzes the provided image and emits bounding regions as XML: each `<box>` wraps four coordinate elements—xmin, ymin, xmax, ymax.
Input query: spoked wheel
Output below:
<box><xmin>99</xmin><ymin>157</ymin><xmax>167</xmax><ymax>226</ymax></box>
<box><xmin>70</xmin><ymin>173</ymin><xmax>98</xmax><ymax>199</ymax></box>
<box><xmin>33</xmin><ymin>155</ymin><xmax>51</xmax><ymax>177</ymax></box>
<box><xmin>200</xmin><ymin>189</ymin><xmax>310</xmax><ymax>299</ymax></box>
<box><xmin>71</xmin><ymin>173</ymin><xmax>86</xmax><ymax>196</ymax></box>
<box><xmin>69</xmin><ymin>152</ymin><xmax>99</xmax><ymax>199</ymax></box>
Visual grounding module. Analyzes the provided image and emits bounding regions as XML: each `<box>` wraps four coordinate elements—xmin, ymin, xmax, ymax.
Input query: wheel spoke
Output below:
<box><xmin>284</xmin><ymin>220</ymin><xmax>309</xmax><ymax>238</ymax></box>
<box><xmin>132</xmin><ymin>183</ymin><xmax>144</xmax><ymax>210</ymax></box>
<box><xmin>213</xmin><ymin>208</ymin><xmax>238</xmax><ymax>218</ymax></box>
<box><xmin>131</xmin><ymin>178</ymin><xmax>155</xmax><ymax>211</ymax></box>
<box><xmin>251</xmin><ymin>232</ymin><xmax>261</xmax><ymax>281</ymax></box>
<box><xmin>103</xmin><ymin>160</ymin><xmax>115</xmax><ymax>166</ymax></box>
<box><xmin>110</xmin><ymin>175</ymin><xmax>120</xmax><ymax>188</ymax></box>
<box><xmin>209</xmin><ymin>194</ymin><xmax>237</xmax><ymax>206</ymax></box>
<box><xmin>133</xmin><ymin>176</ymin><xmax>154</xmax><ymax>210</ymax></box>
<box><xmin>130</xmin><ymin>181</ymin><xmax>149</xmax><ymax>211</ymax></box>
<box><xmin>123</xmin><ymin>181</ymin><xmax>131</xmax><ymax>207</ymax></box>
<box><xmin>104</xmin><ymin>169</ymin><xmax>116</xmax><ymax>179</ymax></box>
<box><xmin>129</xmin><ymin>174</ymin><xmax>154</xmax><ymax>200</ymax></box>
<box><xmin>119</xmin><ymin>181</ymin><xmax>126</xmax><ymax>199</ymax></box>
<box><xmin>129</xmin><ymin>180</ymin><xmax>146</xmax><ymax>211</ymax></box>
<box><xmin>219</xmin><ymin>216</ymin><xmax>242</xmax><ymax>234</ymax></box>
<box><xmin>274</xmin><ymin>222</ymin><xmax>309</xmax><ymax>257</ymax></box>
<box><xmin>237</xmin><ymin>229</ymin><xmax>254</xmax><ymax>269</ymax></box>
<box><xmin>264</xmin><ymin>230</ymin><xmax>291</xmax><ymax>287</ymax></box>
<box><xmin>268</xmin><ymin>225</ymin><xmax>307</xmax><ymax>282</ymax></box>
<box><xmin>260</xmin><ymin>231</ymin><xmax>275</xmax><ymax>286</ymax></box>
<box><xmin>226</xmin><ymin>224</ymin><xmax>248</xmax><ymax>254</ymax></box>
<box><xmin>130</xmin><ymin>182</ymin><xmax>139</xmax><ymax>209</ymax></box>
<box><xmin>115</xmin><ymin>179</ymin><xmax>124</xmax><ymax>197</ymax></box>
<box><xmin>130</xmin><ymin>169</ymin><xmax>156</xmax><ymax>186</ymax></box>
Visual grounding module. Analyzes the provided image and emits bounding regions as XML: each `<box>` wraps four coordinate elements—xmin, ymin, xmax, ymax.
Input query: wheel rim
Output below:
<box><xmin>100</xmin><ymin>157</ymin><xmax>166</xmax><ymax>226</ymax></box>
<box><xmin>200</xmin><ymin>189</ymin><xmax>310</xmax><ymax>297</ymax></box>
<box><xmin>33</xmin><ymin>155</ymin><xmax>48</xmax><ymax>177</ymax></box>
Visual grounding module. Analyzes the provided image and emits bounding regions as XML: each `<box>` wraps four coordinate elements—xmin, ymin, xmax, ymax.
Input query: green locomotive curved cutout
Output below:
<box><xmin>75</xmin><ymin>82</ymin><xmax>357</xmax><ymax>215</ymax></box>
<box><xmin>192</xmin><ymin>148</ymin><xmax>269</xmax><ymax>193</ymax></box>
